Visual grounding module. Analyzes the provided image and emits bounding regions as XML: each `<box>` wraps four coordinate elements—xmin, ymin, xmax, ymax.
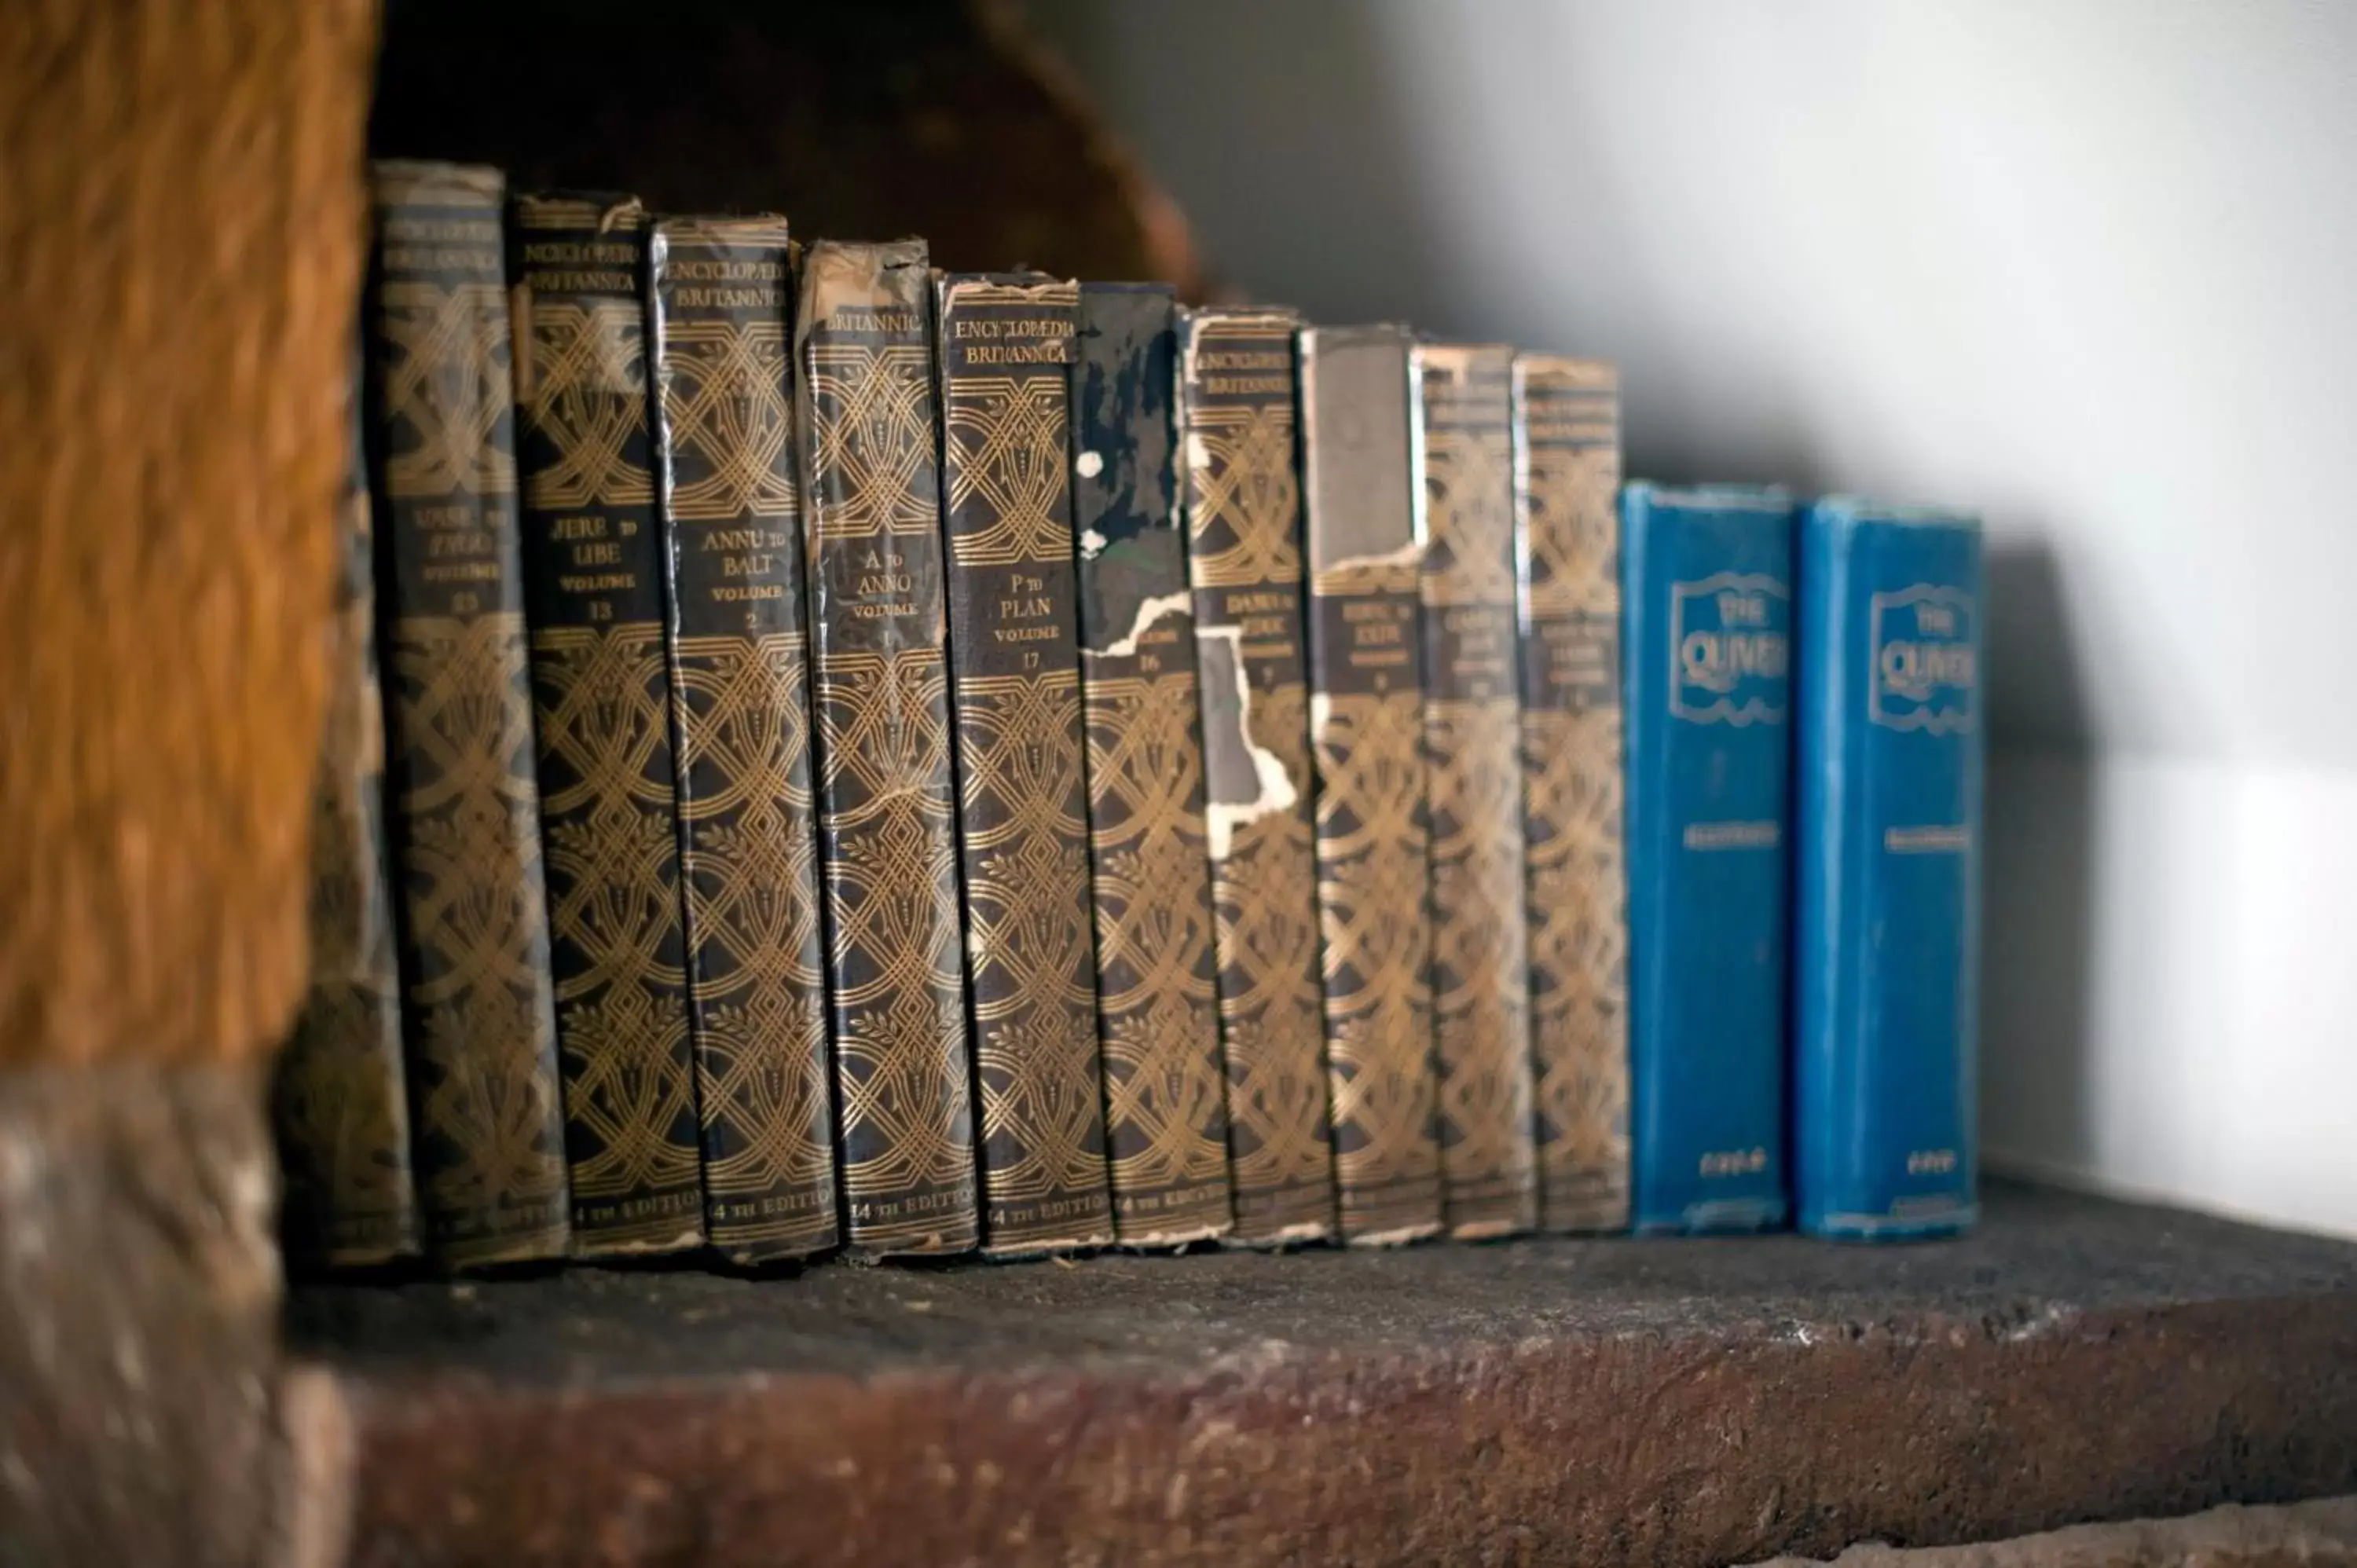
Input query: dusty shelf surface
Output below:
<box><xmin>290</xmin><ymin>1181</ymin><xmax>2357</xmax><ymax>1568</ymax></box>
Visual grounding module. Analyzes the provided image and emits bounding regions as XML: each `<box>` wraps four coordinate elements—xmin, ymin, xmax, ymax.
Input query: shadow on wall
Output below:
<box><xmin>1979</xmin><ymin>539</ymin><xmax>2098</xmax><ymax>1188</ymax></box>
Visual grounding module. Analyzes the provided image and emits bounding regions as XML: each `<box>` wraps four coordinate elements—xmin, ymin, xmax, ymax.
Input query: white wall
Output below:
<box><xmin>1032</xmin><ymin>0</ymin><xmax>2357</xmax><ymax>1236</ymax></box>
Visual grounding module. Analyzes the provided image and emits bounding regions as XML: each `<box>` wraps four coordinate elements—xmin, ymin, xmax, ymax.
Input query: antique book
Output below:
<box><xmin>1417</xmin><ymin>343</ymin><xmax>1536</xmax><ymax>1239</ymax></box>
<box><xmin>1621</xmin><ymin>482</ymin><xmax>1796</xmax><ymax>1234</ymax></box>
<box><xmin>509</xmin><ymin>192</ymin><xmax>702</xmax><ymax>1256</ymax></box>
<box><xmin>795</xmin><ymin>239</ymin><xmax>977</xmax><ymax>1255</ymax></box>
<box><xmin>1795</xmin><ymin>498</ymin><xmax>1983</xmax><ymax>1240</ymax></box>
<box><xmin>647</xmin><ymin>216</ymin><xmax>836</xmax><ymax>1263</ymax></box>
<box><xmin>1177</xmin><ymin>306</ymin><xmax>1333</xmax><ymax>1245</ymax></box>
<box><xmin>1512</xmin><ymin>354</ymin><xmax>1630</xmax><ymax>1233</ymax></box>
<box><xmin>365</xmin><ymin>161</ymin><xmax>569</xmax><ymax>1267</ymax></box>
<box><xmin>1298</xmin><ymin>325</ymin><xmax>1442</xmax><ymax>1244</ymax></box>
<box><xmin>1071</xmin><ymin>283</ymin><xmax>1231</xmax><ymax>1246</ymax></box>
<box><xmin>933</xmin><ymin>272</ymin><xmax>1112</xmax><ymax>1255</ymax></box>
<box><xmin>272</xmin><ymin>361</ymin><xmax>419</xmax><ymax>1271</ymax></box>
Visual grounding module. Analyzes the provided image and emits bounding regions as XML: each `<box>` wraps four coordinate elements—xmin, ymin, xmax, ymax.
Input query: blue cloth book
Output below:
<box><xmin>1621</xmin><ymin>484</ymin><xmax>1795</xmax><ymax>1233</ymax></box>
<box><xmin>1795</xmin><ymin>498</ymin><xmax>1983</xmax><ymax>1240</ymax></box>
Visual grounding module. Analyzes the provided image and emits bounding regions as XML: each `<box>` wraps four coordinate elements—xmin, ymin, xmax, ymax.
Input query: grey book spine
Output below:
<box><xmin>1299</xmin><ymin>324</ymin><xmax>1443</xmax><ymax>1245</ymax></box>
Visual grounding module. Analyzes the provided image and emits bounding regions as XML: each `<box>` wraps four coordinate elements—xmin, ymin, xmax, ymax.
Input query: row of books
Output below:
<box><xmin>270</xmin><ymin>159</ymin><xmax>1981</xmax><ymax>1273</ymax></box>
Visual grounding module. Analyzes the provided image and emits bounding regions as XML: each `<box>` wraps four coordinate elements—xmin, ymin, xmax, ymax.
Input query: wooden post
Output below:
<box><xmin>0</xmin><ymin>2</ymin><xmax>378</xmax><ymax>1563</ymax></box>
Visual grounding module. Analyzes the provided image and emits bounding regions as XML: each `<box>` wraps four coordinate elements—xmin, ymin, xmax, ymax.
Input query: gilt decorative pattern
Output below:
<box><xmin>1516</xmin><ymin>355</ymin><xmax>1630</xmax><ymax>1229</ymax></box>
<box><xmin>1179</xmin><ymin>308</ymin><xmax>1333</xmax><ymax>1243</ymax></box>
<box><xmin>1082</xmin><ymin>665</ymin><xmax>1230</xmax><ymax>1232</ymax></box>
<box><xmin>1310</xmin><ymin>681</ymin><xmax>1440</xmax><ymax>1238</ymax></box>
<box><xmin>368</xmin><ymin>161</ymin><xmax>570</xmax><ymax>1268</ymax></box>
<box><xmin>512</xmin><ymin>192</ymin><xmax>702</xmax><ymax>1255</ymax></box>
<box><xmin>935</xmin><ymin>275</ymin><xmax>1110</xmax><ymax>1254</ymax></box>
<box><xmin>650</xmin><ymin>216</ymin><xmax>838</xmax><ymax>1261</ymax></box>
<box><xmin>1420</xmin><ymin>344</ymin><xmax>1537</xmax><ymax>1238</ymax></box>
<box><xmin>1072</xmin><ymin>284</ymin><xmax>1232</xmax><ymax>1244</ymax></box>
<box><xmin>797</xmin><ymin>240</ymin><xmax>976</xmax><ymax>1255</ymax></box>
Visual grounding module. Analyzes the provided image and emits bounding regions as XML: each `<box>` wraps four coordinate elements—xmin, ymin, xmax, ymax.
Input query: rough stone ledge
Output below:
<box><xmin>290</xmin><ymin>1182</ymin><xmax>2357</xmax><ymax>1568</ymax></box>
<box><xmin>1750</xmin><ymin>1496</ymin><xmax>2357</xmax><ymax>1566</ymax></box>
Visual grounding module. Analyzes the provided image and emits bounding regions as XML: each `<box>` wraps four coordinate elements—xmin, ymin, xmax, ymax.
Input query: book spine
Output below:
<box><xmin>648</xmin><ymin>217</ymin><xmax>837</xmax><ymax>1263</ymax></box>
<box><xmin>509</xmin><ymin>192</ymin><xmax>703</xmax><ymax>1256</ymax></box>
<box><xmin>1299</xmin><ymin>325</ymin><xmax>1442</xmax><ymax>1245</ymax></box>
<box><xmin>1512</xmin><ymin>355</ymin><xmax>1630</xmax><ymax>1233</ymax></box>
<box><xmin>933</xmin><ymin>273</ymin><xmax>1112</xmax><ymax>1255</ymax></box>
<box><xmin>1178</xmin><ymin>306</ymin><xmax>1334</xmax><ymax>1245</ymax></box>
<box><xmin>1795</xmin><ymin>500</ymin><xmax>1983</xmax><ymax>1239</ymax></box>
<box><xmin>1417</xmin><ymin>344</ymin><xmax>1536</xmax><ymax>1239</ymax></box>
<box><xmin>364</xmin><ymin>161</ymin><xmax>570</xmax><ymax>1268</ymax></box>
<box><xmin>271</xmin><ymin>352</ymin><xmax>420</xmax><ymax>1270</ymax></box>
<box><xmin>1072</xmin><ymin>284</ymin><xmax>1232</xmax><ymax>1246</ymax></box>
<box><xmin>794</xmin><ymin>240</ymin><xmax>977</xmax><ymax>1255</ymax></box>
<box><xmin>1621</xmin><ymin>483</ymin><xmax>1796</xmax><ymax>1233</ymax></box>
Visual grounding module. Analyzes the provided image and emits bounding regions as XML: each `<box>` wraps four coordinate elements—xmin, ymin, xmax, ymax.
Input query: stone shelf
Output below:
<box><xmin>288</xmin><ymin>1181</ymin><xmax>2357</xmax><ymax>1566</ymax></box>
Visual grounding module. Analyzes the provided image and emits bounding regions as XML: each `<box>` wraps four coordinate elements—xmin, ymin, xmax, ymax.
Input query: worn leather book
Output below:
<box><xmin>1795</xmin><ymin>498</ymin><xmax>1982</xmax><ymax>1240</ymax></box>
<box><xmin>933</xmin><ymin>272</ymin><xmax>1112</xmax><ymax>1255</ymax></box>
<box><xmin>1071</xmin><ymin>283</ymin><xmax>1231</xmax><ymax>1246</ymax></box>
<box><xmin>272</xmin><ymin>362</ymin><xmax>420</xmax><ymax>1270</ymax></box>
<box><xmin>1512</xmin><ymin>355</ymin><xmax>1630</xmax><ymax>1233</ymax></box>
<box><xmin>509</xmin><ymin>192</ymin><xmax>702</xmax><ymax>1257</ymax></box>
<box><xmin>1417</xmin><ymin>343</ymin><xmax>1537</xmax><ymax>1239</ymax></box>
<box><xmin>647</xmin><ymin>216</ymin><xmax>836</xmax><ymax>1263</ymax></box>
<box><xmin>795</xmin><ymin>240</ymin><xmax>977</xmax><ymax>1256</ymax></box>
<box><xmin>1177</xmin><ymin>306</ymin><xmax>1333</xmax><ymax>1245</ymax></box>
<box><xmin>365</xmin><ymin>162</ymin><xmax>570</xmax><ymax>1268</ymax></box>
<box><xmin>1622</xmin><ymin>482</ymin><xmax>1795</xmax><ymax>1234</ymax></box>
<box><xmin>1299</xmin><ymin>325</ymin><xmax>1442</xmax><ymax>1245</ymax></box>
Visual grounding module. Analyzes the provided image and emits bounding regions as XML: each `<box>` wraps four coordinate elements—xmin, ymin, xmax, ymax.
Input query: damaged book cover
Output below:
<box><xmin>1072</xmin><ymin>282</ymin><xmax>1233</xmax><ymax>1246</ymax></box>
<box><xmin>1299</xmin><ymin>324</ymin><xmax>1442</xmax><ymax>1245</ymax></box>
<box><xmin>1178</xmin><ymin>305</ymin><xmax>1335</xmax><ymax>1244</ymax></box>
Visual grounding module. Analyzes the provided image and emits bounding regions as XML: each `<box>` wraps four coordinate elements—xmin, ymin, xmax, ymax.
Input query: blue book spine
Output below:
<box><xmin>1795</xmin><ymin>499</ymin><xmax>1983</xmax><ymax>1239</ymax></box>
<box><xmin>1622</xmin><ymin>484</ymin><xmax>1795</xmax><ymax>1233</ymax></box>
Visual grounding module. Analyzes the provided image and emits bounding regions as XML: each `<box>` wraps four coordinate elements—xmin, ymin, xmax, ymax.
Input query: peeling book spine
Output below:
<box><xmin>1299</xmin><ymin>324</ymin><xmax>1442</xmax><ymax>1245</ymax></box>
<box><xmin>1178</xmin><ymin>305</ymin><xmax>1335</xmax><ymax>1244</ymax></box>
<box><xmin>1072</xmin><ymin>283</ymin><xmax>1233</xmax><ymax>1246</ymax></box>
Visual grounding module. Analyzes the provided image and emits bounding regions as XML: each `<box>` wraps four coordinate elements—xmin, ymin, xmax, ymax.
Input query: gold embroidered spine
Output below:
<box><xmin>1513</xmin><ymin>354</ymin><xmax>1629</xmax><ymax>1232</ymax></box>
<box><xmin>1178</xmin><ymin>306</ymin><xmax>1333</xmax><ymax>1244</ymax></box>
<box><xmin>933</xmin><ymin>274</ymin><xmax>1111</xmax><ymax>1255</ymax></box>
<box><xmin>510</xmin><ymin>192</ymin><xmax>702</xmax><ymax>1256</ymax></box>
<box><xmin>272</xmin><ymin>365</ymin><xmax>420</xmax><ymax>1270</ymax></box>
<box><xmin>1299</xmin><ymin>325</ymin><xmax>1442</xmax><ymax>1245</ymax></box>
<box><xmin>649</xmin><ymin>217</ymin><xmax>836</xmax><ymax>1262</ymax></box>
<box><xmin>1417</xmin><ymin>343</ymin><xmax>1537</xmax><ymax>1239</ymax></box>
<box><xmin>794</xmin><ymin>240</ymin><xmax>977</xmax><ymax>1256</ymax></box>
<box><xmin>1072</xmin><ymin>283</ymin><xmax>1230</xmax><ymax>1245</ymax></box>
<box><xmin>365</xmin><ymin>162</ymin><xmax>569</xmax><ymax>1268</ymax></box>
